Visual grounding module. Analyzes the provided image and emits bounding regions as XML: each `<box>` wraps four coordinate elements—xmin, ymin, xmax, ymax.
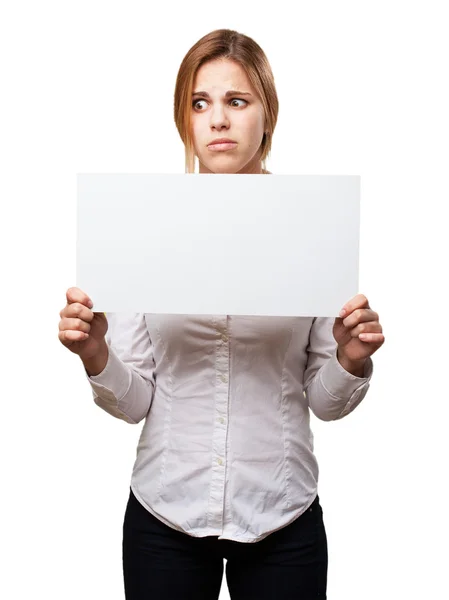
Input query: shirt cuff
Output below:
<box><xmin>319</xmin><ymin>347</ymin><xmax>373</xmax><ymax>400</ymax></box>
<box><xmin>84</xmin><ymin>345</ymin><xmax>132</xmax><ymax>402</ymax></box>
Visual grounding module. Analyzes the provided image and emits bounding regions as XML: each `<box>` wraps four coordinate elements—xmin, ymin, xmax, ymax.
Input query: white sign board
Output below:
<box><xmin>77</xmin><ymin>174</ymin><xmax>360</xmax><ymax>317</ymax></box>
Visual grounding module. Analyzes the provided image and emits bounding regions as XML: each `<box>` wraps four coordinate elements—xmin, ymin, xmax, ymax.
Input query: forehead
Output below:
<box><xmin>193</xmin><ymin>59</ymin><xmax>254</xmax><ymax>93</ymax></box>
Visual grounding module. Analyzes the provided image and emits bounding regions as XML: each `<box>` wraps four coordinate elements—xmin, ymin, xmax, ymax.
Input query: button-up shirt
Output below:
<box><xmin>86</xmin><ymin>312</ymin><xmax>373</xmax><ymax>543</ymax></box>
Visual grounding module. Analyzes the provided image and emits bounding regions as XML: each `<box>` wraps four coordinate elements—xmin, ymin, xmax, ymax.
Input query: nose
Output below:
<box><xmin>210</xmin><ymin>104</ymin><xmax>230</xmax><ymax>131</ymax></box>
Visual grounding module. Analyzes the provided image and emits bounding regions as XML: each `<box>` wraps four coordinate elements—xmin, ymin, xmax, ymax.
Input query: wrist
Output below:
<box><xmin>337</xmin><ymin>347</ymin><xmax>366</xmax><ymax>378</ymax></box>
<box><xmin>82</xmin><ymin>342</ymin><xmax>109</xmax><ymax>376</ymax></box>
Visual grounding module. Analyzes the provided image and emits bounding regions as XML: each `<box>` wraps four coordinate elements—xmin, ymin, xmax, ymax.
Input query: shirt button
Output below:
<box><xmin>221</xmin><ymin>334</ymin><xmax>228</xmax><ymax>342</ymax></box>
<box><xmin>220</xmin><ymin>374</ymin><xmax>228</xmax><ymax>383</ymax></box>
<box><xmin>217</xmin><ymin>458</ymin><xmax>223</xmax><ymax>466</ymax></box>
<box><xmin>219</xmin><ymin>417</ymin><xmax>225</xmax><ymax>424</ymax></box>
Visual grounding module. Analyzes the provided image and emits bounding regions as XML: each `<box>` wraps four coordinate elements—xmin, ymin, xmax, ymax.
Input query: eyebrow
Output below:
<box><xmin>192</xmin><ymin>90</ymin><xmax>253</xmax><ymax>98</ymax></box>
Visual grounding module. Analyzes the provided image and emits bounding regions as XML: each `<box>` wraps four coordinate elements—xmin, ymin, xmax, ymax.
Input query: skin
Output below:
<box><xmin>191</xmin><ymin>58</ymin><xmax>268</xmax><ymax>174</ymax></box>
<box><xmin>58</xmin><ymin>63</ymin><xmax>385</xmax><ymax>378</ymax></box>
<box><xmin>334</xmin><ymin>294</ymin><xmax>384</xmax><ymax>376</ymax></box>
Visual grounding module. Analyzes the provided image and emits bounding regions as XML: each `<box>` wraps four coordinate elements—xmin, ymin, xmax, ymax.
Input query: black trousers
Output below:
<box><xmin>123</xmin><ymin>487</ymin><xmax>328</xmax><ymax>599</ymax></box>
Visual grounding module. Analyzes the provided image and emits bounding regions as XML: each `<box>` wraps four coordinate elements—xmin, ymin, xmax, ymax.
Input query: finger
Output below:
<box><xmin>58</xmin><ymin>329</ymin><xmax>89</xmax><ymax>344</ymax></box>
<box><xmin>343</xmin><ymin>308</ymin><xmax>379</xmax><ymax>329</ymax></box>
<box><xmin>350</xmin><ymin>321</ymin><xmax>383</xmax><ymax>338</ymax></box>
<box><xmin>59</xmin><ymin>317</ymin><xmax>91</xmax><ymax>334</ymax></box>
<box><xmin>61</xmin><ymin>302</ymin><xmax>94</xmax><ymax>322</ymax></box>
<box><xmin>339</xmin><ymin>293</ymin><xmax>370</xmax><ymax>318</ymax></box>
<box><xmin>358</xmin><ymin>333</ymin><xmax>385</xmax><ymax>343</ymax></box>
<box><xmin>66</xmin><ymin>287</ymin><xmax>94</xmax><ymax>309</ymax></box>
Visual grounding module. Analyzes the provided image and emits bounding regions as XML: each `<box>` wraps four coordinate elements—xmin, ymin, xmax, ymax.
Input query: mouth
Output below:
<box><xmin>207</xmin><ymin>142</ymin><xmax>238</xmax><ymax>152</ymax></box>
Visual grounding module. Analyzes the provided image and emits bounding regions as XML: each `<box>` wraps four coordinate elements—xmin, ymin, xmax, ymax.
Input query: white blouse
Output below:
<box><xmin>86</xmin><ymin>312</ymin><xmax>373</xmax><ymax>543</ymax></box>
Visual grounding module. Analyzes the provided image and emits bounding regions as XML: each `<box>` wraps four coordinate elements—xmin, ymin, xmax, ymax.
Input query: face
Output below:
<box><xmin>191</xmin><ymin>59</ymin><xmax>266</xmax><ymax>174</ymax></box>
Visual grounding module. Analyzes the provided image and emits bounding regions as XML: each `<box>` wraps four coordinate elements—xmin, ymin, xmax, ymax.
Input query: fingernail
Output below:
<box><xmin>88</xmin><ymin>300</ymin><xmax>94</xmax><ymax>309</ymax></box>
<box><xmin>339</xmin><ymin>309</ymin><xmax>346</xmax><ymax>317</ymax></box>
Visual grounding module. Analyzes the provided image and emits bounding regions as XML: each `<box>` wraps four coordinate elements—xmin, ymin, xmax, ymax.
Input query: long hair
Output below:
<box><xmin>174</xmin><ymin>29</ymin><xmax>279</xmax><ymax>173</ymax></box>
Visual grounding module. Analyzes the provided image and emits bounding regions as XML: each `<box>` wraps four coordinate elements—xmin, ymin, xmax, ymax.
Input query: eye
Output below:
<box><xmin>229</xmin><ymin>98</ymin><xmax>248</xmax><ymax>108</ymax></box>
<box><xmin>192</xmin><ymin>98</ymin><xmax>248</xmax><ymax>111</ymax></box>
<box><xmin>192</xmin><ymin>99</ymin><xmax>207</xmax><ymax>111</ymax></box>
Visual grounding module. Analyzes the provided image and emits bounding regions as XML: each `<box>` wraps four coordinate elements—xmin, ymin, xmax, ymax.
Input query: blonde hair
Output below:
<box><xmin>174</xmin><ymin>29</ymin><xmax>279</xmax><ymax>174</ymax></box>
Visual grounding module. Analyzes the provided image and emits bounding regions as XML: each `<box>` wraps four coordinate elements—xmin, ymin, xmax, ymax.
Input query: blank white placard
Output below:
<box><xmin>76</xmin><ymin>174</ymin><xmax>360</xmax><ymax>317</ymax></box>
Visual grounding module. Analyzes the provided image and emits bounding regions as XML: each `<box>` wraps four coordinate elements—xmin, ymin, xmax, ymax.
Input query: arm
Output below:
<box><xmin>83</xmin><ymin>312</ymin><xmax>156</xmax><ymax>424</ymax></box>
<box><xmin>303</xmin><ymin>317</ymin><xmax>373</xmax><ymax>421</ymax></box>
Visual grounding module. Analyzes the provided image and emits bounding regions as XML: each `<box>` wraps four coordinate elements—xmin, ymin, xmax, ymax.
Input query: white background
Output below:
<box><xmin>1</xmin><ymin>1</ymin><xmax>448</xmax><ymax>598</ymax></box>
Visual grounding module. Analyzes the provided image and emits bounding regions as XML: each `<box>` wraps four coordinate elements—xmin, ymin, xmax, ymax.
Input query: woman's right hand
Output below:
<box><xmin>58</xmin><ymin>287</ymin><xmax>108</xmax><ymax>362</ymax></box>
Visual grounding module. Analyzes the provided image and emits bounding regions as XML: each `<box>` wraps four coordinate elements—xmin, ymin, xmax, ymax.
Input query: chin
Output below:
<box><xmin>201</xmin><ymin>157</ymin><xmax>245</xmax><ymax>175</ymax></box>
<box><xmin>212</xmin><ymin>165</ymin><xmax>240</xmax><ymax>174</ymax></box>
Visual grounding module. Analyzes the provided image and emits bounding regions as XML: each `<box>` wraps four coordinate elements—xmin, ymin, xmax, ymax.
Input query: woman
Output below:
<box><xmin>58</xmin><ymin>29</ymin><xmax>384</xmax><ymax>600</ymax></box>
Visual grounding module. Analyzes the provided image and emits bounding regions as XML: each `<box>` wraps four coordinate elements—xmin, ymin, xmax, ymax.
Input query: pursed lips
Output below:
<box><xmin>207</xmin><ymin>139</ymin><xmax>238</xmax><ymax>151</ymax></box>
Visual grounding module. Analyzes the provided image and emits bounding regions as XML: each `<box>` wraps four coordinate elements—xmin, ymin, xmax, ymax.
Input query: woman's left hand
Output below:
<box><xmin>333</xmin><ymin>294</ymin><xmax>385</xmax><ymax>364</ymax></box>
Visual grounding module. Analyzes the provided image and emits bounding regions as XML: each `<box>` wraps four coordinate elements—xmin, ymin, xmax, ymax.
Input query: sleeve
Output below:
<box><xmin>84</xmin><ymin>312</ymin><xmax>156</xmax><ymax>425</ymax></box>
<box><xmin>303</xmin><ymin>317</ymin><xmax>373</xmax><ymax>421</ymax></box>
